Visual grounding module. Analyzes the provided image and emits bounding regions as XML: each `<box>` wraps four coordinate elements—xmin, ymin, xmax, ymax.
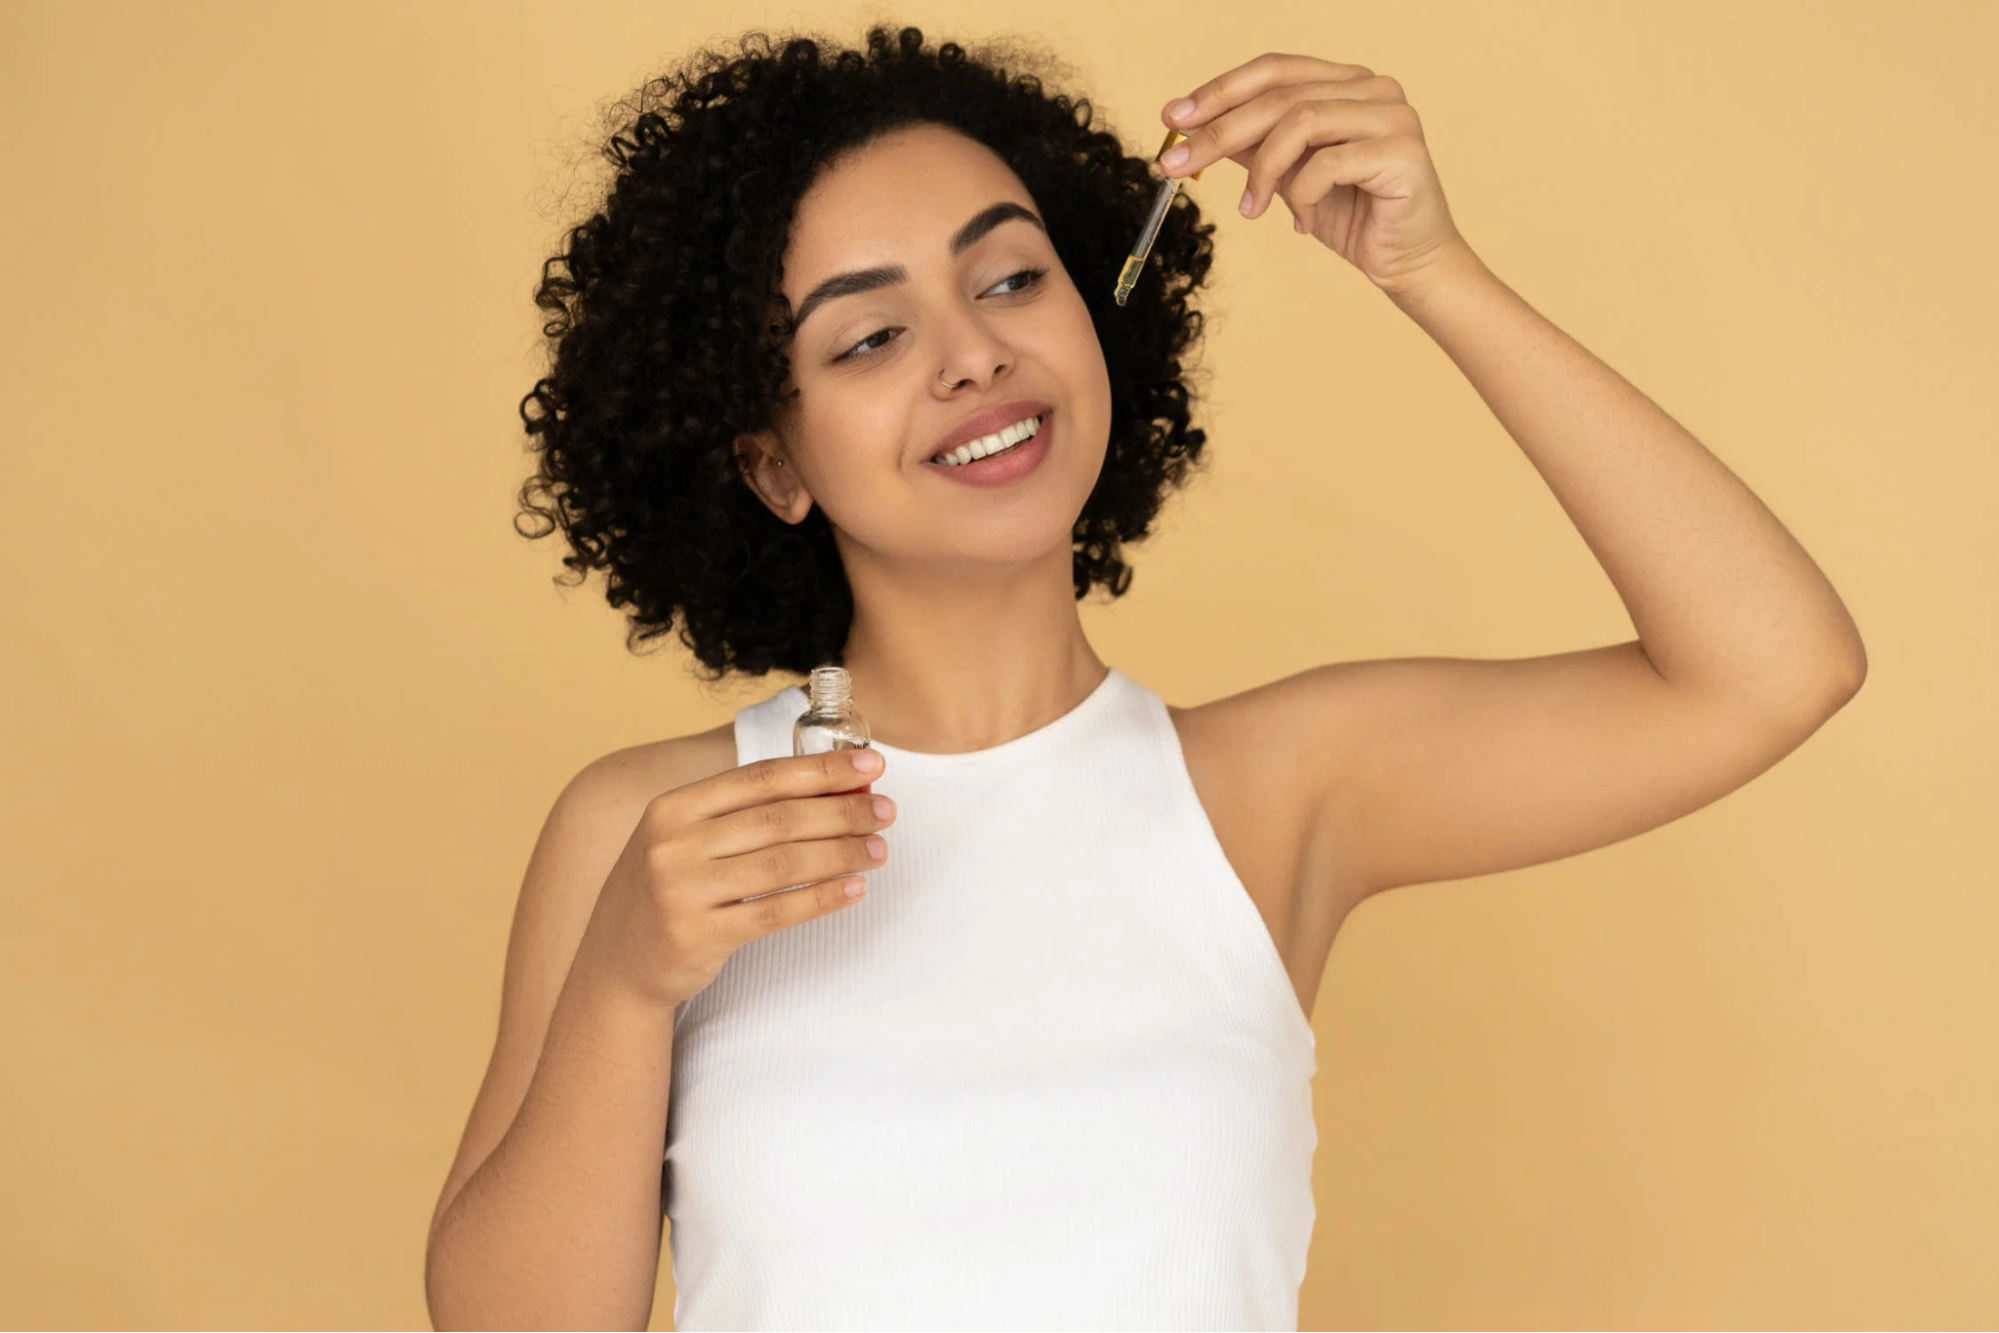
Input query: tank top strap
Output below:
<box><xmin>1118</xmin><ymin>672</ymin><xmax>1320</xmax><ymax>1058</ymax></box>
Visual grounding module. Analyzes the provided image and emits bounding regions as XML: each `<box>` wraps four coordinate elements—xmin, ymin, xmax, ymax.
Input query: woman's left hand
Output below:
<box><xmin>1158</xmin><ymin>52</ymin><xmax>1472</xmax><ymax>295</ymax></box>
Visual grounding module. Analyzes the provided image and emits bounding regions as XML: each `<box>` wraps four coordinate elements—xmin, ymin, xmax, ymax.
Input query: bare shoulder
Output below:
<box><xmin>583</xmin><ymin>720</ymin><xmax>741</xmax><ymax>807</ymax></box>
<box><xmin>516</xmin><ymin>720</ymin><xmax>744</xmax><ymax>945</ymax></box>
<box><xmin>534</xmin><ymin>721</ymin><xmax>743</xmax><ymax>861</ymax></box>
<box><xmin>1166</xmin><ymin>664</ymin><xmax>1367</xmax><ymax>850</ymax></box>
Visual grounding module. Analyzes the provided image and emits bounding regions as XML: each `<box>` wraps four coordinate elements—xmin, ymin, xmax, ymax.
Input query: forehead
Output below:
<box><xmin>785</xmin><ymin>124</ymin><xmax>1034</xmax><ymax>278</ymax></box>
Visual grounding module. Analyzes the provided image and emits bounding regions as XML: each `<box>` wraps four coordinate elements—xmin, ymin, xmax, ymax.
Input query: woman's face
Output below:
<box><xmin>738</xmin><ymin>122</ymin><xmax>1112</xmax><ymax>575</ymax></box>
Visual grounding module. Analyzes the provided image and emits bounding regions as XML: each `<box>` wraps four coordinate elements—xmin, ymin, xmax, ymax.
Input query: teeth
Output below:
<box><xmin>931</xmin><ymin>414</ymin><xmax>1042</xmax><ymax>467</ymax></box>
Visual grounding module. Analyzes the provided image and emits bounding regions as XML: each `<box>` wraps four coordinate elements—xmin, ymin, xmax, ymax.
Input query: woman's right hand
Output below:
<box><xmin>579</xmin><ymin>748</ymin><xmax>892</xmax><ymax>1010</ymax></box>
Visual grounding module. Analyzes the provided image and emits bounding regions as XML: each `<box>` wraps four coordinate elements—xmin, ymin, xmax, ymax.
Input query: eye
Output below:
<box><xmin>990</xmin><ymin>265</ymin><xmax>1047</xmax><ymax>296</ymax></box>
<box><xmin>831</xmin><ymin>267</ymin><xmax>1050</xmax><ymax>363</ymax></box>
<box><xmin>835</xmin><ymin>327</ymin><xmax>897</xmax><ymax>362</ymax></box>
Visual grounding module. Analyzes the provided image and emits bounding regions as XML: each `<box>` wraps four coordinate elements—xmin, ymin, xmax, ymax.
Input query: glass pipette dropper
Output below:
<box><xmin>1114</xmin><ymin>128</ymin><xmax>1205</xmax><ymax>307</ymax></box>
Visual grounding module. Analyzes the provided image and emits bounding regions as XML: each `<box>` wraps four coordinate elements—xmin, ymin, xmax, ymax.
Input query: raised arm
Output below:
<box><xmin>1155</xmin><ymin>58</ymin><xmax>1864</xmax><ymax>906</ymax></box>
<box><xmin>1286</xmin><ymin>242</ymin><xmax>1864</xmax><ymax>904</ymax></box>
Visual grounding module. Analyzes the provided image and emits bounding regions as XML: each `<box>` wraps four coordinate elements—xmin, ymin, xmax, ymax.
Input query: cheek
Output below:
<box><xmin>793</xmin><ymin>396</ymin><xmax>905</xmax><ymax>514</ymax></box>
<box><xmin>1050</xmin><ymin>285</ymin><xmax>1101</xmax><ymax>353</ymax></box>
<box><xmin>1048</xmin><ymin>300</ymin><xmax>1113</xmax><ymax>439</ymax></box>
<box><xmin>1048</xmin><ymin>287</ymin><xmax>1107</xmax><ymax>378</ymax></box>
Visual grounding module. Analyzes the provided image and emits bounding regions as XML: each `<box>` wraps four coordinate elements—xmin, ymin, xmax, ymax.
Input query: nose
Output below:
<box><xmin>931</xmin><ymin>293</ymin><xmax>1014</xmax><ymax>392</ymax></box>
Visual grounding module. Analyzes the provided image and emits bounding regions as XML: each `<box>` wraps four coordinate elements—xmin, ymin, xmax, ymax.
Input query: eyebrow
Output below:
<box><xmin>787</xmin><ymin>201</ymin><xmax>1046</xmax><ymax>332</ymax></box>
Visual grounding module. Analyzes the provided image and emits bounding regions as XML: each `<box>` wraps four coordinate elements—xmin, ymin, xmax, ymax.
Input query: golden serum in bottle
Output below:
<box><xmin>795</xmin><ymin>665</ymin><xmax>873</xmax><ymax>794</ymax></box>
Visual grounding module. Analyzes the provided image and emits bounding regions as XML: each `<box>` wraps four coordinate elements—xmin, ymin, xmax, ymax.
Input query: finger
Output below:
<box><xmin>716</xmin><ymin>867</ymin><xmax>869</xmax><ymax>941</ymax></box>
<box><xmin>668</xmin><ymin>748</ymin><xmax>886</xmax><ymax>823</ymax></box>
<box><xmin>702</xmin><ymin>788</ymin><xmax>895</xmax><ymax>860</ymax></box>
<box><xmin>1164</xmin><ymin>52</ymin><xmax>1375</xmax><ymax>131</ymax></box>
<box><xmin>1161</xmin><ymin>77</ymin><xmax>1393</xmax><ymax>182</ymax></box>
<box><xmin>717</xmin><ymin>830</ymin><xmax>887</xmax><ymax>904</ymax></box>
<box><xmin>1269</xmin><ymin>156</ymin><xmax>1311</xmax><ymax>225</ymax></box>
<box><xmin>1284</xmin><ymin>134</ymin><xmax>1422</xmax><ymax>232</ymax></box>
<box><xmin>1242</xmin><ymin>97</ymin><xmax>1412</xmax><ymax>219</ymax></box>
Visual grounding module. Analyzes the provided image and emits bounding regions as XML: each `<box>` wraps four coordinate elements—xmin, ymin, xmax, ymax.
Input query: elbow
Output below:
<box><xmin>1810</xmin><ymin>639</ymin><xmax>1867</xmax><ymax>718</ymax></box>
<box><xmin>1761</xmin><ymin>639</ymin><xmax>1867</xmax><ymax>729</ymax></box>
<box><xmin>1831</xmin><ymin>630</ymin><xmax>1868</xmax><ymax>700</ymax></box>
<box><xmin>1829</xmin><ymin>605</ymin><xmax>1869</xmax><ymax>698</ymax></box>
<box><xmin>1840</xmin><ymin>651</ymin><xmax>1867</xmax><ymax>701</ymax></box>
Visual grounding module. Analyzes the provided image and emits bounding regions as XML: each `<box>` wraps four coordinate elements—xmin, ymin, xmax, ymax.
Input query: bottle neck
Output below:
<box><xmin>807</xmin><ymin>666</ymin><xmax>851</xmax><ymax>713</ymax></box>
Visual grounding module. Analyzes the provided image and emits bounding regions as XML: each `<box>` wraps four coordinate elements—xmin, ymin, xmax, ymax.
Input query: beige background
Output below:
<box><xmin>3</xmin><ymin>0</ymin><xmax>1993</xmax><ymax>1327</ymax></box>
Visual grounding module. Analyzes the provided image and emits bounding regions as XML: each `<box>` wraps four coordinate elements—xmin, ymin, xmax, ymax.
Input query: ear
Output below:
<box><xmin>732</xmin><ymin>429</ymin><xmax>814</xmax><ymax>525</ymax></box>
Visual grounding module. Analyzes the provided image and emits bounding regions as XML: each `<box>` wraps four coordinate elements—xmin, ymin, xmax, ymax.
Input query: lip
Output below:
<box><xmin>922</xmin><ymin>408</ymin><xmax>1053</xmax><ymax>487</ymax></box>
<box><xmin>924</xmin><ymin>398</ymin><xmax>1054</xmax><ymax>464</ymax></box>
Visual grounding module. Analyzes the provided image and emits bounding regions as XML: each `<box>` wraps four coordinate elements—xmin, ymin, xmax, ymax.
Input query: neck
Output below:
<box><xmin>832</xmin><ymin>539</ymin><xmax>1108</xmax><ymax>755</ymax></box>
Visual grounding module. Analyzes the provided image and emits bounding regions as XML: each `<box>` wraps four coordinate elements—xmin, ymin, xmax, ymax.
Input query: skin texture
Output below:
<box><xmin>425</xmin><ymin>54</ymin><xmax>1871</xmax><ymax>1333</ymax></box>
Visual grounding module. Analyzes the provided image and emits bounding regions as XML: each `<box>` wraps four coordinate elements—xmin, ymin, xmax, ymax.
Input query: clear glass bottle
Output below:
<box><xmin>794</xmin><ymin>665</ymin><xmax>874</xmax><ymax>794</ymax></box>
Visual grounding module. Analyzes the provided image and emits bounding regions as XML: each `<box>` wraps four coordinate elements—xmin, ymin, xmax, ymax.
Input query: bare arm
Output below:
<box><xmin>424</xmin><ymin>760</ymin><xmax>679</xmax><ymax>1331</ymax></box>
<box><xmin>423</xmin><ymin>740</ymin><xmax>892</xmax><ymax>1329</ymax></box>
<box><xmin>1384</xmin><ymin>240</ymin><xmax>1867</xmax><ymax>704</ymax></box>
<box><xmin>1271</xmin><ymin>244</ymin><xmax>1866</xmax><ymax>905</ymax></box>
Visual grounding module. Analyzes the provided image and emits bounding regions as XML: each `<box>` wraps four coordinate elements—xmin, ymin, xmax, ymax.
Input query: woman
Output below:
<box><xmin>425</xmin><ymin>25</ymin><xmax>1866</xmax><ymax>1330</ymax></box>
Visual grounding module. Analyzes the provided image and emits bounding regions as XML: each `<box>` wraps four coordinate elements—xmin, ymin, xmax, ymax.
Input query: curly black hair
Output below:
<box><xmin>513</xmin><ymin>23</ymin><xmax>1219</xmax><ymax>681</ymax></box>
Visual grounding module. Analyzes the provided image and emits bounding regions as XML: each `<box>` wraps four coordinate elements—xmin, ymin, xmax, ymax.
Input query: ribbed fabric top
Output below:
<box><xmin>664</xmin><ymin>665</ymin><xmax>1319</xmax><ymax>1331</ymax></box>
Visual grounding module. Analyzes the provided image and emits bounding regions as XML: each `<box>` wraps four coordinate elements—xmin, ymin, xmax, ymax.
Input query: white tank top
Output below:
<box><xmin>664</xmin><ymin>665</ymin><xmax>1319</xmax><ymax>1330</ymax></box>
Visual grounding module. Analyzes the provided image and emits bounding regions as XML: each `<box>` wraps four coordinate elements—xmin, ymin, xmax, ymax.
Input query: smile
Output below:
<box><xmin>928</xmin><ymin>414</ymin><xmax>1043</xmax><ymax>467</ymax></box>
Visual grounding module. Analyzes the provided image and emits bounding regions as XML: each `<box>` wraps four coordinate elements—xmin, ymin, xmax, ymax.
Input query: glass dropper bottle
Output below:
<box><xmin>794</xmin><ymin>665</ymin><xmax>874</xmax><ymax>794</ymax></box>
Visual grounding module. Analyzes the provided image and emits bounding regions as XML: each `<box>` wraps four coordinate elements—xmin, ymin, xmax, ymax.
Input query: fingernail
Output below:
<box><xmin>852</xmin><ymin>748</ymin><xmax>882</xmax><ymax>772</ymax></box>
<box><xmin>866</xmin><ymin>835</ymin><xmax>887</xmax><ymax>861</ymax></box>
<box><xmin>1166</xmin><ymin>97</ymin><xmax>1196</xmax><ymax>122</ymax></box>
<box><xmin>1160</xmin><ymin>143</ymin><xmax>1189</xmax><ymax>170</ymax></box>
<box><xmin>871</xmin><ymin>795</ymin><xmax>895</xmax><ymax>819</ymax></box>
<box><xmin>1240</xmin><ymin>188</ymin><xmax>1255</xmax><ymax>216</ymax></box>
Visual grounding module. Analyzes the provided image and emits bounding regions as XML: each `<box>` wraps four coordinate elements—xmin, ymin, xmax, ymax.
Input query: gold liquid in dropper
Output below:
<box><xmin>1114</xmin><ymin>127</ymin><xmax>1204</xmax><ymax>307</ymax></box>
